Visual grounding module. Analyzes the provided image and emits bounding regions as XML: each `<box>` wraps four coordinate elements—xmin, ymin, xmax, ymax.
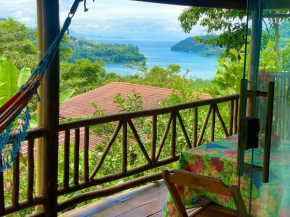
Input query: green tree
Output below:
<box><xmin>179</xmin><ymin>8</ymin><xmax>246</xmax><ymax>56</ymax></box>
<box><xmin>114</xmin><ymin>90</ymin><xmax>144</xmax><ymax>112</ymax></box>
<box><xmin>60</xmin><ymin>32</ymin><xmax>73</xmax><ymax>61</ymax></box>
<box><xmin>179</xmin><ymin>7</ymin><xmax>289</xmax><ymax>64</ymax></box>
<box><xmin>0</xmin><ymin>18</ymin><xmax>36</xmax><ymax>70</ymax></box>
<box><xmin>281</xmin><ymin>39</ymin><xmax>290</xmax><ymax>71</ymax></box>
<box><xmin>60</xmin><ymin>59</ymin><xmax>106</xmax><ymax>95</ymax></box>
<box><xmin>207</xmin><ymin>48</ymin><xmax>245</xmax><ymax>97</ymax></box>
<box><xmin>263</xmin><ymin>11</ymin><xmax>290</xmax><ymax>65</ymax></box>
<box><xmin>124</xmin><ymin>61</ymin><xmax>190</xmax><ymax>88</ymax></box>
<box><xmin>145</xmin><ymin>64</ymin><xmax>180</xmax><ymax>86</ymax></box>
<box><xmin>68</xmin><ymin>37</ymin><xmax>145</xmax><ymax>63</ymax></box>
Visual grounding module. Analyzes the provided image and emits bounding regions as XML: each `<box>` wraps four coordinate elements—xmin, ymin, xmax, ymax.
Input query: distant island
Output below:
<box><xmin>171</xmin><ymin>36</ymin><xmax>223</xmax><ymax>57</ymax></box>
<box><xmin>69</xmin><ymin>30</ymin><xmax>126</xmax><ymax>40</ymax></box>
<box><xmin>67</xmin><ymin>36</ymin><xmax>146</xmax><ymax>63</ymax></box>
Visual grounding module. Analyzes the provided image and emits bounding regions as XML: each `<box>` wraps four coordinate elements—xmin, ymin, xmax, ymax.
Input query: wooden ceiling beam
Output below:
<box><xmin>134</xmin><ymin>0</ymin><xmax>290</xmax><ymax>10</ymax></box>
<box><xmin>133</xmin><ymin>0</ymin><xmax>247</xmax><ymax>10</ymax></box>
<box><xmin>263</xmin><ymin>0</ymin><xmax>290</xmax><ymax>10</ymax></box>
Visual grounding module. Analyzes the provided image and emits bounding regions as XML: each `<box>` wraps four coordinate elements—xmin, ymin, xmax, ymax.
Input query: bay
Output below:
<box><xmin>92</xmin><ymin>38</ymin><xmax>218</xmax><ymax>80</ymax></box>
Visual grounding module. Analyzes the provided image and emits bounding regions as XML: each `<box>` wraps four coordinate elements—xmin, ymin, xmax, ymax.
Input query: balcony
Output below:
<box><xmin>0</xmin><ymin>94</ymin><xmax>239</xmax><ymax>216</ymax></box>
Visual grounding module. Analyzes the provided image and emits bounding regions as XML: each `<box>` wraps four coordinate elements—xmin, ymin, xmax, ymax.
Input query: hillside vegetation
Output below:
<box><xmin>171</xmin><ymin>36</ymin><xmax>224</xmax><ymax>57</ymax></box>
<box><xmin>68</xmin><ymin>36</ymin><xmax>145</xmax><ymax>63</ymax></box>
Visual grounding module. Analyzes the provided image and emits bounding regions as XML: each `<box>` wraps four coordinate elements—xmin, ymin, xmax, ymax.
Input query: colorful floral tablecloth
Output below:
<box><xmin>163</xmin><ymin>135</ymin><xmax>290</xmax><ymax>217</ymax></box>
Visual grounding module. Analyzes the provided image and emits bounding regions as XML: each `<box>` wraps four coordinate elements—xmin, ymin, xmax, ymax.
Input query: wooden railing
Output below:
<box><xmin>0</xmin><ymin>94</ymin><xmax>239</xmax><ymax>216</ymax></box>
<box><xmin>0</xmin><ymin>128</ymin><xmax>47</xmax><ymax>217</ymax></box>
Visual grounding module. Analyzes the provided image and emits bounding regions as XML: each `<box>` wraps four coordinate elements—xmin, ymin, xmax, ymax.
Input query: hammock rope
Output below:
<box><xmin>0</xmin><ymin>0</ymin><xmax>91</xmax><ymax>172</ymax></box>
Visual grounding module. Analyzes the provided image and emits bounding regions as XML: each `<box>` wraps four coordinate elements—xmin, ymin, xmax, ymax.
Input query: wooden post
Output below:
<box><xmin>151</xmin><ymin>116</ymin><xmax>157</xmax><ymax>162</ymax></box>
<box><xmin>211</xmin><ymin>105</ymin><xmax>216</xmax><ymax>141</ymax></box>
<box><xmin>84</xmin><ymin>127</ymin><xmax>90</xmax><ymax>182</ymax></box>
<box><xmin>247</xmin><ymin>6</ymin><xmax>262</xmax><ymax>117</ymax></box>
<box><xmin>122</xmin><ymin>121</ymin><xmax>128</xmax><ymax>174</ymax></box>
<box><xmin>41</xmin><ymin>0</ymin><xmax>60</xmax><ymax>216</ymax></box>
<box><xmin>193</xmin><ymin>107</ymin><xmax>198</xmax><ymax>147</ymax></box>
<box><xmin>171</xmin><ymin>112</ymin><xmax>176</xmax><ymax>157</ymax></box>
<box><xmin>74</xmin><ymin>128</ymin><xmax>80</xmax><ymax>185</ymax></box>
<box><xmin>36</xmin><ymin>0</ymin><xmax>43</xmax><ymax>212</ymax></box>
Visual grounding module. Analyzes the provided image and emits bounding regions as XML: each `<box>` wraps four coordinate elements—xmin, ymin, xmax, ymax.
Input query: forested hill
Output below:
<box><xmin>278</xmin><ymin>22</ymin><xmax>290</xmax><ymax>48</ymax></box>
<box><xmin>67</xmin><ymin>36</ymin><xmax>146</xmax><ymax>63</ymax></box>
<box><xmin>171</xmin><ymin>36</ymin><xmax>223</xmax><ymax>57</ymax></box>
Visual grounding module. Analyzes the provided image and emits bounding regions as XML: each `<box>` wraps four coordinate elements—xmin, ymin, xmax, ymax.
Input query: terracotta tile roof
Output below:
<box><xmin>21</xmin><ymin>83</ymin><xmax>211</xmax><ymax>158</ymax></box>
<box><xmin>60</xmin><ymin>82</ymin><xmax>173</xmax><ymax>119</ymax></box>
<box><xmin>21</xmin><ymin>128</ymin><xmax>102</xmax><ymax>158</ymax></box>
<box><xmin>193</xmin><ymin>92</ymin><xmax>212</xmax><ymax>100</ymax></box>
<box><xmin>60</xmin><ymin>82</ymin><xmax>212</xmax><ymax>119</ymax></box>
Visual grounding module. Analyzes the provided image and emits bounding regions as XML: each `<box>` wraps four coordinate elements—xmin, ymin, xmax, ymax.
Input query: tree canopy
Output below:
<box><xmin>179</xmin><ymin>7</ymin><xmax>290</xmax><ymax>63</ymax></box>
<box><xmin>179</xmin><ymin>8</ymin><xmax>247</xmax><ymax>56</ymax></box>
<box><xmin>67</xmin><ymin>36</ymin><xmax>146</xmax><ymax>63</ymax></box>
<box><xmin>0</xmin><ymin>18</ymin><xmax>36</xmax><ymax>70</ymax></box>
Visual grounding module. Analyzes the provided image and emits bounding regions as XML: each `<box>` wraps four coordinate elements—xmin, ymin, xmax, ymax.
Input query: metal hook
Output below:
<box><xmin>84</xmin><ymin>0</ymin><xmax>89</xmax><ymax>12</ymax></box>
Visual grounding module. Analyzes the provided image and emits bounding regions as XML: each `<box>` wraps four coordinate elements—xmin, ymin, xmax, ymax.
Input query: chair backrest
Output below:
<box><xmin>162</xmin><ymin>169</ymin><xmax>247</xmax><ymax>217</ymax></box>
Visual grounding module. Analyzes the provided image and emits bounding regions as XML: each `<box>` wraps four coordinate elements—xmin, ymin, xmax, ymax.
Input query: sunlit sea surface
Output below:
<box><xmin>92</xmin><ymin>39</ymin><xmax>218</xmax><ymax>80</ymax></box>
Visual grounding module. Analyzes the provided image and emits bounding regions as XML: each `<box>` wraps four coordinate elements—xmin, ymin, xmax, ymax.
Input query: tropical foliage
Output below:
<box><xmin>179</xmin><ymin>8</ymin><xmax>247</xmax><ymax>56</ymax></box>
<box><xmin>0</xmin><ymin>56</ymin><xmax>31</xmax><ymax>107</ymax></box>
<box><xmin>178</xmin><ymin>7</ymin><xmax>290</xmax><ymax>62</ymax></box>
<box><xmin>68</xmin><ymin>36</ymin><xmax>146</xmax><ymax>63</ymax></box>
<box><xmin>0</xmin><ymin>18</ymin><xmax>37</xmax><ymax>70</ymax></box>
<box><xmin>171</xmin><ymin>36</ymin><xmax>224</xmax><ymax>57</ymax></box>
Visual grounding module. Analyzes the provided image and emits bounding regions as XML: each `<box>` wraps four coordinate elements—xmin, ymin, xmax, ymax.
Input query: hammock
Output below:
<box><xmin>0</xmin><ymin>0</ymin><xmax>91</xmax><ymax>172</ymax></box>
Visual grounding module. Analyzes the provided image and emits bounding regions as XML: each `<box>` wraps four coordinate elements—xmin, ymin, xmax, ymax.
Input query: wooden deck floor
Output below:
<box><xmin>90</xmin><ymin>183</ymin><xmax>167</xmax><ymax>217</ymax></box>
<box><xmin>60</xmin><ymin>180</ymin><xmax>201</xmax><ymax>217</ymax></box>
<box><xmin>60</xmin><ymin>181</ymin><xmax>168</xmax><ymax>217</ymax></box>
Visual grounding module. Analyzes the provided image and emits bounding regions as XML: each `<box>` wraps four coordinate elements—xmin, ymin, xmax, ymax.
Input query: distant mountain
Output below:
<box><xmin>280</xmin><ymin>22</ymin><xmax>290</xmax><ymax>38</ymax></box>
<box><xmin>67</xmin><ymin>36</ymin><xmax>145</xmax><ymax>63</ymax></box>
<box><xmin>171</xmin><ymin>36</ymin><xmax>223</xmax><ymax>57</ymax></box>
<box><xmin>278</xmin><ymin>22</ymin><xmax>290</xmax><ymax>48</ymax></box>
<box><xmin>0</xmin><ymin>17</ymin><xmax>7</xmax><ymax>21</ymax></box>
<box><xmin>69</xmin><ymin>30</ymin><xmax>126</xmax><ymax>40</ymax></box>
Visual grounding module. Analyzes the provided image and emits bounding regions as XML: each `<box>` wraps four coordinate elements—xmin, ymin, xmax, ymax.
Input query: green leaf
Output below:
<box><xmin>0</xmin><ymin>82</ymin><xmax>6</xmax><ymax>87</ymax></box>
<box><xmin>29</xmin><ymin>112</ymin><xmax>38</xmax><ymax>129</ymax></box>
<box><xmin>0</xmin><ymin>56</ymin><xmax>6</xmax><ymax>64</ymax></box>
<box><xmin>0</xmin><ymin>59</ymin><xmax>18</xmax><ymax>107</ymax></box>
<box><xmin>59</xmin><ymin>88</ymin><xmax>75</xmax><ymax>105</ymax></box>
<box><xmin>18</xmin><ymin>66</ymin><xmax>31</xmax><ymax>88</ymax></box>
<box><xmin>28</xmin><ymin>88</ymin><xmax>75</xmax><ymax>129</ymax></box>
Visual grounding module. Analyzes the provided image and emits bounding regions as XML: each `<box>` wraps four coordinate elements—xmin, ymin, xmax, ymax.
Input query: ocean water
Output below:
<box><xmin>93</xmin><ymin>39</ymin><xmax>218</xmax><ymax>80</ymax></box>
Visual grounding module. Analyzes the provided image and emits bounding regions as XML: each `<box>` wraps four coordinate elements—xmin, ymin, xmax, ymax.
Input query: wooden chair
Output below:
<box><xmin>162</xmin><ymin>169</ymin><xmax>248</xmax><ymax>217</ymax></box>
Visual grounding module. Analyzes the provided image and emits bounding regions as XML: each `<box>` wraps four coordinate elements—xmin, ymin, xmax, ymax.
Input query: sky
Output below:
<box><xmin>0</xmin><ymin>0</ymin><xmax>206</xmax><ymax>41</ymax></box>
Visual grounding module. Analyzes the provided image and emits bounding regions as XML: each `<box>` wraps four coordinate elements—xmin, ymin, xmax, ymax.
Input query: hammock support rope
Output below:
<box><xmin>0</xmin><ymin>0</ymin><xmax>90</xmax><ymax>172</ymax></box>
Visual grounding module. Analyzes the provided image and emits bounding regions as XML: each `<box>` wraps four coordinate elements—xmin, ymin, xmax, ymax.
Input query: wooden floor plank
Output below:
<box><xmin>90</xmin><ymin>201</ymin><xmax>136</xmax><ymax>217</ymax></box>
<box><xmin>116</xmin><ymin>206</ymin><xmax>152</xmax><ymax>217</ymax></box>
<box><xmin>148</xmin><ymin>210</ymin><xmax>165</xmax><ymax>217</ymax></box>
<box><xmin>126</xmin><ymin>186</ymin><xmax>167</xmax><ymax>207</ymax></box>
<box><xmin>137</xmin><ymin>197</ymin><xmax>166</xmax><ymax>214</ymax></box>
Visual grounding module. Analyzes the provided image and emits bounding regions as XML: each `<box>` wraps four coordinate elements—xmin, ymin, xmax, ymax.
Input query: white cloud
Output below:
<box><xmin>20</xmin><ymin>17</ymin><xmax>33</xmax><ymax>24</ymax></box>
<box><xmin>0</xmin><ymin>0</ymin><xmax>201</xmax><ymax>40</ymax></box>
<box><xmin>15</xmin><ymin>11</ymin><xmax>24</xmax><ymax>18</ymax></box>
<box><xmin>161</xmin><ymin>26</ymin><xmax>180</xmax><ymax>32</ymax></box>
<box><xmin>86</xmin><ymin>23</ymin><xmax>99</xmax><ymax>29</ymax></box>
<box><xmin>103</xmin><ymin>25</ymin><xmax>112</xmax><ymax>30</ymax></box>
